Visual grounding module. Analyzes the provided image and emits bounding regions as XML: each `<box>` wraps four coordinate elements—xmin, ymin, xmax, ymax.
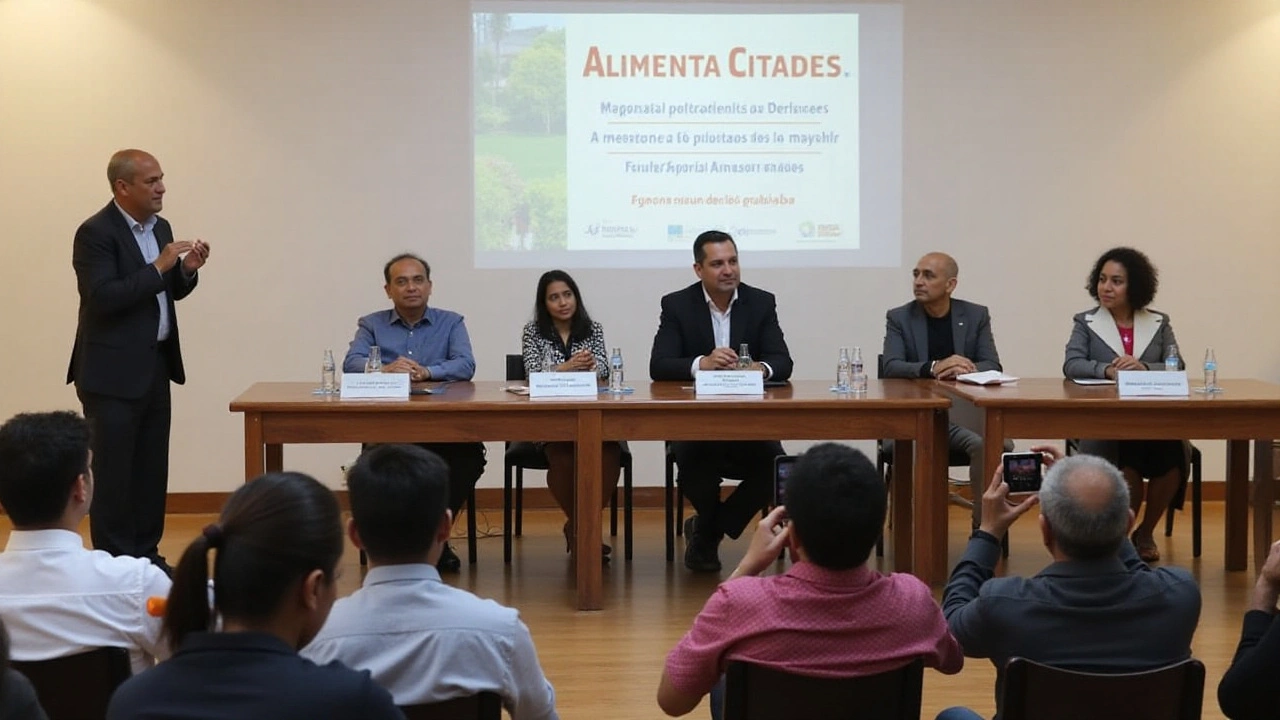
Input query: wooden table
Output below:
<box><xmin>933</xmin><ymin>378</ymin><xmax>1279</xmax><ymax>581</ymax></box>
<box><xmin>230</xmin><ymin>380</ymin><xmax>951</xmax><ymax>608</ymax></box>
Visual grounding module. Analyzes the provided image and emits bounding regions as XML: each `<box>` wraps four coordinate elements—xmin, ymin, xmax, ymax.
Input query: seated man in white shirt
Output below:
<box><xmin>0</xmin><ymin>411</ymin><xmax>171</xmax><ymax>675</ymax></box>
<box><xmin>302</xmin><ymin>444</ymin><xmax>559</xmax><ymax>720</ymax></box>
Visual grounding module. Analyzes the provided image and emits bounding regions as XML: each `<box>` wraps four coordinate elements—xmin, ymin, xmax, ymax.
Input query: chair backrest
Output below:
<box><xmin>1000</xmin><ymin>657</ymin><xmax>1205</xmax><ymax>720</ymax></box>
<box><xmin>10</xmin><ymin>647</ymin><xmax>132</xmax><ymax>720</ymax></box>
<box><xmin>506</xmin><ymin>353</ymin><xmax>526</xmax><ymax>382</ymax></box>
<box><xmin>723</xmin><ymin>658</ymin><xmax>923</xmax><ymax>720</ymax></box>
<box><xmin>399</xmin><ymin>692</ymin><xmax>502</xmax><ymax>720</ymax></box>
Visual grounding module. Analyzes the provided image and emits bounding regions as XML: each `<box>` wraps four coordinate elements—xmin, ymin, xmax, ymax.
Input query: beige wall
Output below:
<box><xmin>1</xmin><ymin>0</ymin><xmax>1277</xmax><ymax>494</ymax></box>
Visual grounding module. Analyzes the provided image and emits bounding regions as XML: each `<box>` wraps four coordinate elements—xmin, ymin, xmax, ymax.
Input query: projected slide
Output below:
<box><xmin>473</xmin><ymin>6</ymin><xmax>902</xmax><ymax>269</ymax></box>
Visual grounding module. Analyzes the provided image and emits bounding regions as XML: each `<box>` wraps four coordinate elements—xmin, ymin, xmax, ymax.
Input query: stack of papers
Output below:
<box><xmin>955</xmin><ymin>370</ymin><xmax>1019</xmax><ymax>386</ymax></box>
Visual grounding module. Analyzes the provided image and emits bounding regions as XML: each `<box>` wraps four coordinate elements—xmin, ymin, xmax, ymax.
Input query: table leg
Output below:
<box><xmin>892</xmin><ymin>439</ymin><xmax>913</xmax><ymax>574</ymax></box>
<box><xmin>926</xmin><ymin>409</ymin><xmax>950</xmax><ymax>583</ymax></box>
<box><xmin>265</xmin><ymin>444</ymin><xmax>283</xmax><ymax>473</ymax></box>
<box><xmin>1225</xmin><ymin>440</ymin><xmax>1250</xmax><ymax>571</ymax></box>
<box><xmin>1253</xmin><ymin>439</ymin><xmax>1275</xmax><ymax>572</ymax></box>
<box><xmin>575</xmin><ymin>410</ymin><xmax>603</xmax><ymax>611</ymax></box>
<box><xmin>244</xmin><ymin>413</ymin><xmax>265</xmax><ymax>480</ymax></box>
<box><xmin>911</xmin><ymin>409</ymin><xmax>949</xmax><ymax>585</ymax></box>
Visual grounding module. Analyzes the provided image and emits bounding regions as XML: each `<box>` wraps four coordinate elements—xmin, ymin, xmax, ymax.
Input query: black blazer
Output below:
<box><xmin>649</xmin><ymin>282</ymin><xmax>793</xmax><ymax>381</ymax></box>
<box><xmin>67</xmin><ymin>202</ymin><xmax>196</xmax><ymax>399</ymax></box>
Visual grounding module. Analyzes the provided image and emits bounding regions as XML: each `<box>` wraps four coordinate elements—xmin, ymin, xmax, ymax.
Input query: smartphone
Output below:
<box><xmin>774</xmin><ymin>455</ymin><xmax>799</xmax><ymax>506</ymax></box>
<box><xmin>1002</xmin><ymin>451</ymin><xmax>1044</xmax><ymax>495</ymax></box>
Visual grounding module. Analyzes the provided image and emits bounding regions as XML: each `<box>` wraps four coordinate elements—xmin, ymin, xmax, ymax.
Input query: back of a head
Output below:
<box><xmin>1039</xmin><ymin>455</ymin><xmax>1131</xmax><ymax>560</ymax></box>
<box><xmin>785</xmin><ymin>443</ymin><xmax>886</xmax><ymax>570</ymax></box>
<box><xmin>163</xmin><ymin>472</ymin><xmax>343</xmax><ymax>652</ymax></box>
<box><xmin>346</xmin><ymin>444</ymin><xmax>450</xmax><ymax>563</ymax></box>
<box><xmin>0</xmin><ymin>411</ymin><xmax>90</xmax><ymax>527</ymax></box>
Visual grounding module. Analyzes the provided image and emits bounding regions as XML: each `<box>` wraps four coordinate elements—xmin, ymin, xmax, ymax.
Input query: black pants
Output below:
<box><xmin>78</xmin><ymin>353</ymin><xmax>171</xmax><ymax>561</ymax></box>
<box><xmin>671</xmin><ymin>440</ymin><xmax>783</xmax><ymax>540</ymax></box>
<box><xmin>363</xmin><ymin>442</ymin><xmax>487</xmax><ymax>515</ymax></box>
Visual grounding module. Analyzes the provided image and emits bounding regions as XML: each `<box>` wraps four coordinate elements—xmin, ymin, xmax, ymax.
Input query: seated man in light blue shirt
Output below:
<box><xmin>344</xmin><ymin>253</ymin><xmax>485</xmax><ymax>572</ymax></box>
<box><xmin>303</xmin><ymin>444</ymin><xmax>559</xmax><ymax>720</ymax></box>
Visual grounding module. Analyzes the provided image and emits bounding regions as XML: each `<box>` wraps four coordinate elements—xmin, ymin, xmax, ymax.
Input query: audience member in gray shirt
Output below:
<box><xmin>935</xmin><ymin>449</ymin><xmax>1200</xmax><ymax>720</ymax></box>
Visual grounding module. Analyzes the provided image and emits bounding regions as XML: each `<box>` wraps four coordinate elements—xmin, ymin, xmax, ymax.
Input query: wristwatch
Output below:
<box><xmin>929</xmin><ymin>360</ymin><xmax>938</xmax><ymax>377</ymax></box>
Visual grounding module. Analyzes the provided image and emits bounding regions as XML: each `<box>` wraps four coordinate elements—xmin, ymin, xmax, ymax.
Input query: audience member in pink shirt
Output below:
<box><xmin>657</xmin><ymin>443</ymin><xmax>963</xmax><ymax>719</ymax></box>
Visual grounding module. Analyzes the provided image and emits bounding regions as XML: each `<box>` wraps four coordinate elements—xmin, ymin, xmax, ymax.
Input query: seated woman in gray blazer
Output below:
<box><xmin>1063</xmin><ymin>247</ymin><xmax>1188</xmax><ymax>563</ymax></box>
<box><xmin>521</xmin><ymin>270</ymin><xmax>621</xmax><ymax>556</ymax></box>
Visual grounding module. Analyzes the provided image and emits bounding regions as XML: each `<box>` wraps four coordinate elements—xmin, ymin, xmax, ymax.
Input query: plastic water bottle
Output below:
<box><xmin>364</xmin><ymin>345</ymin><xmax>382</xmax><ymax>373</ymax></box>
<box><xmin>320</xmin><ymin>349</ymin><xmax>336</xmax><ymax>394</ymax></box>
<box><xmin>737</xmin><ymin>343</ymin><xmax>752</xmax><ymax>369</ymax></box>
<box><xmin>608</xmin><ymin>347</ymin><xmax>624</xmax><ymax>393</ymax></box>
<box><xmin>1164</xmin><ymin>344</ymin><xmax>1180</xmax><ymax>372</ymax></box>
<box><xmin>835</xmin><ymin>347</ymin><xmax>852</xmax><ymax>392</ymax></box>
<box><xmin>543</xmin><ymin>347</ymin><xmax>559</xmax><ymax>372</ymax></box>
<box><xmin>1203</xmin><ymin>348</ymin><xmax>1218</xmax><ymax>392</ymax></box>
<box><xmin>851</xmin><ymin>346</ymin><xmax>868</xmax><ymax>394</ymax></box>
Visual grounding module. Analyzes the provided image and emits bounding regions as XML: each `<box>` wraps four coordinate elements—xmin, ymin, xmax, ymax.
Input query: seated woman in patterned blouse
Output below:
<box><xmin>521</xmin><ymin>270</ymin><xmax>622</xmax><ymax>558</ymax></box>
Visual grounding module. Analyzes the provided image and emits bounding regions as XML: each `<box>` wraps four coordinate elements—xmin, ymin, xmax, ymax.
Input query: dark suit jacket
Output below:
<box><xmin>943</xmin><ymin>536</ymin><xmax>1201</xmax><ymax>716</ymax></box>
<box><xmin>649</xmin><ymin>282</ymin><xmax>793</xmax><ymax>381</ymax></box>
<box><xmin>67</xmin><ymin>202</ymin><xmax>196</xmax><ymax>399</ymax></box>
<box><xmin>880</xmin><ymin>298</ymin><xmax>1001</xmax><ymax>378</ymax></box>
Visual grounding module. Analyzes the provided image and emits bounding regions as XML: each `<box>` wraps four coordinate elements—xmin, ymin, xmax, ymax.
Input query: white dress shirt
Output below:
<box><xmin>690</xmin><ymin>287</ymin><xmax>772</xmax><ymax>378</ymax></box>
<box><xmin>0</xmin><ymin>529</ymin><xmax>171</xmax><ymax>674</ymax></box>
<box><xmin>302</xmin><ymin>564</ymin><xmax>558</xmax><ymax>720</ymax></box>
<box><xmin>114</xmin><ymin>202</ymin><xmax>171</xmax><ymax>341</ymax></box>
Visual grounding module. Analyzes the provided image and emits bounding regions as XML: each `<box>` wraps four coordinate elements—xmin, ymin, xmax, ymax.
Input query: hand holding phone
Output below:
<box><xmin>1002</xmin><ymin>451</ymin><xmax>1044</xmax><ymax>496</ymax></box>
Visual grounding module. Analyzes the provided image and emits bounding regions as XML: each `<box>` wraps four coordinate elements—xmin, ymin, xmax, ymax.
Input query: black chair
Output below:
<box><xmin>664</xmin><ymin>444</ymin><xmax>771</xmax><ymax>562</ymax></box>
<box><xmin>361</xmin><ymin>483</ymin><xmax>479</xmax><ymax>567</ymax></box>
<box><xmin>722</xmin><ymin>658</ymin><xmax>924</xmax><ymax>720</ymax></box>
<box><xmin>1000</xmin><ymin>657</ymin><xmax>1205</xmax><ymax>720</ymax></box>
<box><xmin>399</xmin><ymin>692</ymin><xmax>502</xmax><ymax>720</ymax></box>
<box><xmin>11</xmin><ymin>647</ymin><xmax>132</xmax><ymax>720</ymax></box>
<box><xmin>1064</xmin><ymin>440</ymin><xmax>1202</xmax><ymax>558</ymax></box>
<box><xmin>502</xmin><ymin>354</ymin><xmax>634</xmax><ymax>562</ymax></box>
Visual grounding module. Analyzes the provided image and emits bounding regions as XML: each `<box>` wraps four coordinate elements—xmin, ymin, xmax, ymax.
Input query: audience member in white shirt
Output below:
<box><xmin>0</xmin><ymin>411</ymin><xmax>171</xmax><ymax>675</ymax></box>
<box><xmin>303</xmin><ymin>444</ymin><xmax>559</xmax><ymax>720</ymax></box>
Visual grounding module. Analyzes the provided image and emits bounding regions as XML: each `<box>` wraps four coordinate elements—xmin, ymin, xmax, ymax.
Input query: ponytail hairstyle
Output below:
<box><xmin>163</xmin><ymin>472</ymin><xmax>343</xmax><ymax>653</ymax></box>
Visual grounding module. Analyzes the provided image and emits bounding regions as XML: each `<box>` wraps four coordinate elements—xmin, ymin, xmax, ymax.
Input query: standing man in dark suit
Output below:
<box><xmin>881</xmin><ymin>252</ymin><xmax>1002</xmax><ymax>525</ymax></box>
<box><xmin>68</xmin><ymin>149</ymin><xmax>209</xmax><ymax>571</ymax></box>
<box><xmin>650</xmin><ymin>231</ymin><xmax>792</xmax><ymax>572</ymax></box>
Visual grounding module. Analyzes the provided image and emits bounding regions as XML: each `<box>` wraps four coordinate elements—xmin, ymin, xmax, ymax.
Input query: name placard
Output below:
<box><xmin>340</xmin><ymin>372</ymin><xmax>410</xmax><ymax>399</ymax></box>
<box><xmin>695</xmin><ymin>370</ymin><xmax>765</xmax><ymax>396</ymax></box>
<box><xmin>529</xmin><ymin>371</ymin><xmax>599</xmax><ymax>398</ymax></box>
<box><xmin>1117</xmin><ymin>370</ymin><xmax>1190</xmax><ymax>397</ymax></box>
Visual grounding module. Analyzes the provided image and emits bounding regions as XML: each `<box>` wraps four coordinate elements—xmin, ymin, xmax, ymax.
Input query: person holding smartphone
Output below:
<box><xmin>658</xmin><ymin>444</ymin><xmax>962</xmax><ymax>719</ymax></box>
<box><xmin>937</xmin><ymin>447</ymin><xmax>1200</xmax><ymax>720</ymax></box>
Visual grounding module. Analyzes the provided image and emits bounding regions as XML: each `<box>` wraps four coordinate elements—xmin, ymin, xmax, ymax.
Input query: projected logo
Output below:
<box><xmin>798</xmin><ymin>221</ymin><xmax>841</xmax><ymax>239</ymax></box>
<box><xmin>729</xmin><ymin>226</ymin><xmax>778</xmax><ymax>239</ymax></box>
<box><xmin>667</xmin><ymin>225</ymin><xmax>684</xmax><ymax>242</ymax></box>
<box><xmin>583</xmin><ymin>222</ymin><xmax>639</xmax><ymax>240</ymax></box>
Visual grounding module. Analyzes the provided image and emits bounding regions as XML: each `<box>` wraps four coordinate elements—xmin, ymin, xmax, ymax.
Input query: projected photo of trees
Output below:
<box><xmin>473</xmin><ymin>13</ymin><xmax>567</xmax><ymax>251</ymax></box>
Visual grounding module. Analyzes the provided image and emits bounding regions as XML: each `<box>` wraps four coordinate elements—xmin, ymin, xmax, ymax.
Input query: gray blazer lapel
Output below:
<box><xmin>910</xmin><ymin>305</ymin><xmax>929</xmax><ymax>362</ymax></box>
<box><xmin>951</xmin><ymin>303</ymin><xmax>970</xmax><ymax>357</ymax></box>
<box><xmin>1086</xmin><ymin>306</ymin><xmax>1127</xmax><ymax>357</ymax></box>
<box><xmin>1132</xmin><ymin>309</ymin><xmax>1162</xmax><ymax>359</ymax></box>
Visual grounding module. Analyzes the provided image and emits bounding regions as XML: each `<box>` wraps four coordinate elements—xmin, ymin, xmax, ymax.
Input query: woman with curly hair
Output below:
<box><xmin>1063</xmin><ymin>247</ymin><xmax>1189</xmax><ymax>562</ymax></box>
